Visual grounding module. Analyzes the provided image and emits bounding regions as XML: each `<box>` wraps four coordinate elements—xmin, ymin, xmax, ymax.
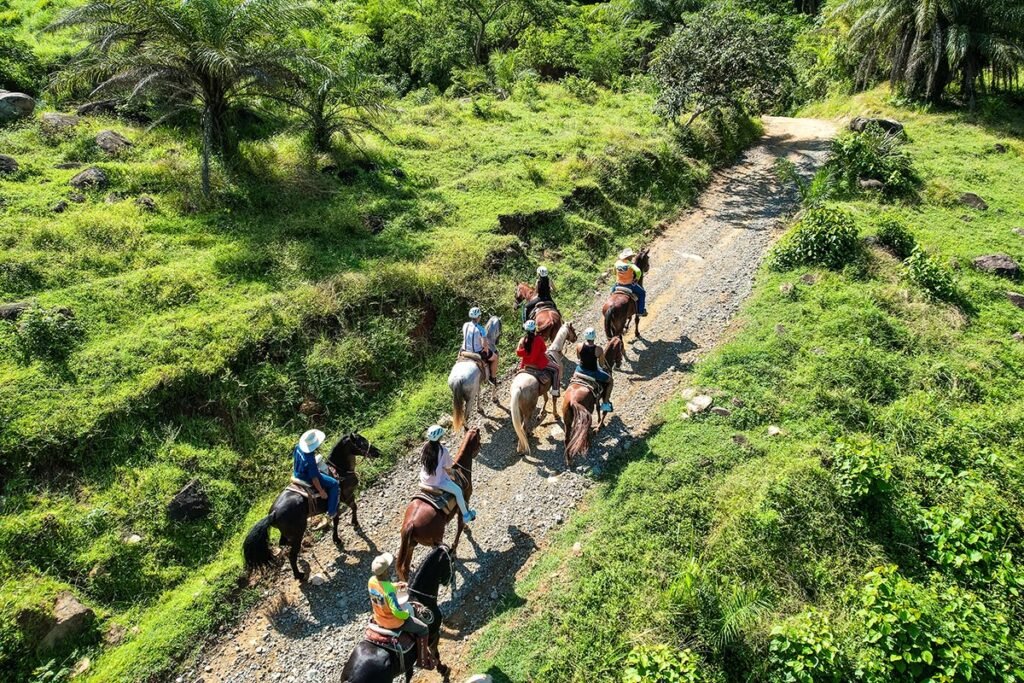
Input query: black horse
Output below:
<box><xmin>243</xmin><ymin>433</ymin><xmax>381</xmax><ymax>581</ymax></box>
<box><xmin>340</xmin><ymin>545</ymin><xmax>454</xmax><ymax>683</ymax></box>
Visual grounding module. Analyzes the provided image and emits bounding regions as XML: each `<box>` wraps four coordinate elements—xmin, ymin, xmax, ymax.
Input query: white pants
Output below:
<box><xmin>436</xmin><ymin>478</ymin><xmax>469</xmax><ymax>516</ymax></box>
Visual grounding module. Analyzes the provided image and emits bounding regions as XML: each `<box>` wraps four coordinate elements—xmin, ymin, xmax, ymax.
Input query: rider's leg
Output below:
<box><xmin>524</xmin><ymin>297</ymin><xmax>540</xmax><ymax>322</ymax></box>
<box><xmin>437</xmin><ymin>479</ymin><xmax>475</xmax><ymax>522</ymax></box>
<box><xmin>400</xmin><ymin>615</ymin><xmax>429</xmax><ymax>637</ymax></box>
<box><xmin>636</xmin><ymin>284</ymin><xmax>647</xmax><ymax>315</ymax></box>
<box><xmin>548</xmin><ymin>362</ymin><xmax>561</xmax><ymax>396</ymax></box>
<box><xmin>320</xmin><ymin>473</ymin><xmax>340</xmax><ymax>518</ymax></box>
<box><xmin>485</xmin><ymin>350</ymin><xmax>499</xmax><ymax>386</ymax></box>
<box><xmin>596</xmin><ymin>368</ymin><xmax>613</xmax><ymax>411</ymax></box>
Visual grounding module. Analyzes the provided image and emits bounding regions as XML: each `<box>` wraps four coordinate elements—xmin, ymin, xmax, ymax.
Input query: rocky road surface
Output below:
<box><xmin>179</xmin><ymin>116</ymin><xmax>835</xmax><ymax>683</ymax></box>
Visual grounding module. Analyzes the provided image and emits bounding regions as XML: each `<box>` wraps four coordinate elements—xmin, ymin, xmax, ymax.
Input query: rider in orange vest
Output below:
<box><xmin>367</xmin><ymin>553</ymin><xmax>428</xmax><ymax>636</ymax></box>
<box><xmin>613</xmin><ymin>248</ymin><xmax>647</xmax><ymax>316</ymax></box>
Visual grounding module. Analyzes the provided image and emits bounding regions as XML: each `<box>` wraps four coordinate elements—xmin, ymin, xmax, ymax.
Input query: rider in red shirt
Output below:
<box><xmin>516</xmin><ymin>320</ymin><xmax>559</xmax><ymax>396</ymax></box>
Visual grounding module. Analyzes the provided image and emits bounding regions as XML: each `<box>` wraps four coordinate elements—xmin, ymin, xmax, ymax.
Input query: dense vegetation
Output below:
<box><xmin>3</xmin><ymin>0</ymin><xmax>1024</xmax><ymax>679</ymax></box>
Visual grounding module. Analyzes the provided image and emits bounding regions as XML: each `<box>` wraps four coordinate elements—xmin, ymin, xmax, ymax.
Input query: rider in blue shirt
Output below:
<box><xmin>292</xmin><ymin>429</ymin><xmax>339</xmax><ymax>519</ymax></box>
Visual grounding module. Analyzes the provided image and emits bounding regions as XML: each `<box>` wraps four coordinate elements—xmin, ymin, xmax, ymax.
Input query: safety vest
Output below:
<box><xmin>368</xmin><ymin>576</ymin><xmax>407</xmax><ymax>629</ymax></box>
<box><xmin>615</xmin><ymin>261</ymin><xmax>640</xmax><ymax>285</ymax></box>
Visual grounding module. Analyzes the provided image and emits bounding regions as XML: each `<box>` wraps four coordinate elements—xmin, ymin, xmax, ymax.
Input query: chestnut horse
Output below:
<box><xmin>562</xmin><ymin>337</ymin><xmax>623</xmax><ymax>468</ymax></box>
<box><xmin>514</xmin><ymin>282</ymin><xmax>562</xmax><ymax>342</ymax></box>
<box><xmin>396</xmin><ymin>428</ymin><xmax>481</xmax><ymax>582</ymax></box>
<box><xmin>602</xmin><ymin>248</ymin><xmax>651</xmax><ymax>341</ymax></box>
<box><xmin>510</xmin><ymin>323</ymin><xmax>575</xmax><ymax>456</ymax></box>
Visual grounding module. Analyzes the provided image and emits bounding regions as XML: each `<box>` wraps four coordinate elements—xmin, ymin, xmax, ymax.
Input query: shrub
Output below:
<box><xmin>768</xmin><ymin>609</ymin><xmax>844</xmax><ymax>683</ymax></box>
<box><xmin>824</xmin><ymin>126</ymin><xmax>919</xmax><ymax>199</ymax></box>
<box><xmin>623</xmin><ymin>644</ymin><xmax>706</xmax><ymax>683</ymax></box>
<box><xmin>770</xmin><ymin>207</ymin><xmax>861</xmax><ymax>271</ymax></box>
<box><xmin>562</xmin><ymin>74</ymin><xmax>599</xmax><ymax>103</ymax></box>
<box><xmin>17</xmin><ymin>306</ymin><xmax>86</xmax><ymax>362</ymax></box>
<box><xmin>831</xmin><ymin>437</ymin><xmax>892</xmax><ymax>500</ymax></box>
<box><xmin>918</xmin><ymin>495</ymin><xmax>1018</xmax><ymax>585</ymax></box>
<box><xmin>0</xmin><ymin>32</ymin><xmax>45</xmax><ymax>94</ymax></box>
<box><xmin>875</xmin><ymin>216</ymin><xmax>917</xmax><ymax>258</ymax></box>
<box><xmin>902</xmin><ymin>248</ymin><xmax>961</xmax><ymax>305</ymax></box>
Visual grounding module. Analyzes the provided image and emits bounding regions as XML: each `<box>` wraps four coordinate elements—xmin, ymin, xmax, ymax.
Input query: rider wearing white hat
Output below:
<box><xmin>461</xmin><ymin>307</ymin><xmax>498</xmax><ymax>387</ymax></box>
<box><xmin>523</xmin><ymin>265</ymin><xmax>556</xmax><ymax>323</ymax></box>
<box><xmin>368</xmin><ymin>552</ymin><xmax>428</xmax><ymax>637</ymax></box>
<box><xmin>419</xmin><ymin>425</ymin><xmax>476</xmax><ymax>523</ymax></box>
<box><xmin>614</xmin><ymin>248</ymin><xmax>647</xmax><ymax>316</ymax></box>
<box><xmin>292</xmin><ymin>429</ymin><xmax>340</xmax><ymax>518</ymax></box>
<box><xmin>575</xmin><ymin>328</ymin><xmax>613</xmax><ymax>412</ymax></box>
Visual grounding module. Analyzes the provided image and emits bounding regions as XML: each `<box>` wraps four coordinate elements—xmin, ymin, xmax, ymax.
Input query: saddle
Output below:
<box><xmin>457</xmin><ymin>350</ymin><xmax>487</xmax><ymax>375</ymax></box>
<box><xmin>363</xmin><ymin>603</ymin><xmax>436</xmax><ymax>672</ymax></box>
<box><xmin>412</xmin><ymin>470</ymin><xmax>468</xmax><ymax>516</ymax></box>
<box><xmin>518</xmin><ymin>366</ymin><xmax>553</xmax><ymax>390</ymax></box>
<box><xmin>530</xmin><ymin>300</ymin><xmax>558</xmax><ymax>317</ymax></box>
<box><xmin>570</xmin><ymin>372</ymin><xmax>604</xmax><ymax>405</ymax></box>
<box><xmin>286</xmin><ymin>479</ymin><xmax>320</xmax><ymax>518</ymax></box>
<box><xmin>612</xmin><ymin>286</ymin><xmax>638</xmax><ymax>303</ymax></box>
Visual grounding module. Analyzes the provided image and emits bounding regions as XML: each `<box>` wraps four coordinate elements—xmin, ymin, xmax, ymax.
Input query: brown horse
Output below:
<box><xmin>602</xmin><ymin>248</ymin><xmax>651</xmax><ymax>341</ymax></box>
<box><xmin>514</xmin><ymin>282</ymin><xmax>562</xmax><ymax>342</ymax></box>
<box><xmin>562</xmin><ymin>337</ymin><xmax>623</xmax><ymax>468</ymax></box>
<box><xmin>396</xmin><ymin>428</ymin><xmax>481</xmax><ymax>582</ymax></box>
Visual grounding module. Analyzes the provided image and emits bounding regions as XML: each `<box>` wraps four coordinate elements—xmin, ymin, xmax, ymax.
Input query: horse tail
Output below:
<box><xmin>604</xmin><ymin>304</ymin><xmax>614</xmax><ymax>340</ymax></box>
<box><xmin>567</xmin><ymin>402</ymin><xmax>592</xmax><ymax>463</ymax></box>
<box><xmin>396</xmin><ymin>520</ymin><xmax>415</xmax><ymax>582</ymax></box>
<box><xmin>243</xmin><ymin>513</ymin><xmax>276</xmax><ymax>572</ymax></box>
<box><xmin>451</xmin><ymin>379</ymin><xmax>467</xmax><ymax>433</ymax></box>
<box><xmin>510</xmin><ymin>381</ymin><xmax>530</xmax><ymax>455</ymax></box>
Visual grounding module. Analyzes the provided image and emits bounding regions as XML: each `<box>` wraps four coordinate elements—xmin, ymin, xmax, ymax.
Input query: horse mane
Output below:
<box><xmin>551</xmin><ymin>323</ymin><xmax>571</xmax><ymax>351</ymax></box>
<box><xmin>453</xmin><ymin>427</ymin><xmax>481</xmax><ymax>466</ymax></box>
<box><xmin>605</xmin><ymin>336</ymin><xmax>623</xmax><ymax>366</ymax></box>
<box><xmin>409</xmin><ymin>544</ymin><xmax>450</xmax><ymax>592</ymax></box>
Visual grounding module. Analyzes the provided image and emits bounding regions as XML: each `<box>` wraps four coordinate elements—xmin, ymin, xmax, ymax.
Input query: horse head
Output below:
<box><xmin>565</xmin><ymin>322</ymin><xmax>578</xmax><ymax>344</ymax></box>
<box><xmin>605</xmin><ymin>336</ymin><xmax>624</xmax><ymax>367</ymax></box>
<box><xmin>328</xmin><ymin>432</ymin><xmax>382</xmax><ymax>471</ymax></box>
<box><xmin>485</xmin><ymin>315</ymin><xmax>502</xmax><ymax>347</ymax></box>
<box><xmin>635</xmin><ymin>247</ymin><xmax>651</xmax><ymax>274</ymax></box>
<box><xmin>410</xmin><ymin>544</ymin><xmax>455</xmax><ymax>599</ymax></box>
<box><xmin>455</xmin><ymin>427</ymin><xmax>482</xmax><ymax>466</ymax></box>
<box><xmin>513</xmin><ymin>282</ymin><xmax>534</xmax><ymax>307</ymax></box>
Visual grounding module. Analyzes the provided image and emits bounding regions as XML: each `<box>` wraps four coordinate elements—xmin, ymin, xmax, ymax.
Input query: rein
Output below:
<box><xmin>408</xmin><ymin>547</ymin><xmax>456</xmax><ymax>602</ymax></box>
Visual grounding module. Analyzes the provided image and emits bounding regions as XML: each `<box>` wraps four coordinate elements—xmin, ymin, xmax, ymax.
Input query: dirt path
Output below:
<box><xmin>180</xmin><ymin>116</ymin><xmax>835</xmax><ymax>683</ymax></box>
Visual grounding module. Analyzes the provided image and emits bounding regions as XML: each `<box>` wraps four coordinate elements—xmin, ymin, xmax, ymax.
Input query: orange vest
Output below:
<box><xmin>368</xmin><ymin>576</ymin><xmax>407</xmax><ymax>629</ymax></box>
<box><xmin>615</xmin><ymin>261</ymin><xmax>640</xmax><ymax>285</ymax></box>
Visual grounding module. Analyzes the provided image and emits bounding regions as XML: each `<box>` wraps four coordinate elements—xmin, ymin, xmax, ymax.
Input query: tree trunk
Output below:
<box><xmin>201</xmin><ymin>107</ymin><xmax>212</xmax><ymax>197</ymax></box>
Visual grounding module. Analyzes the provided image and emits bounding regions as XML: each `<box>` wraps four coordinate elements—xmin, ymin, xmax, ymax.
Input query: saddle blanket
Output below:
<box><xmin>411</xmin><ymin>471</ymin><xmax>467</xmax><ymax>515</ymax></box>
<box><xmin>286</xmin><ymin>481</ymin><xmax>319</xmax><ymax>518</ymax></box>
<box><xmin>518</xmin><ymin>366</ymin><xmax>554</xmax><ymax>389</ymax></box>
<box><xmin>364</xmin><ymin>626</ymin><xmax>414</xmax><ymax>653</ymax></box>
<box><xmin>531</xmin><ymin>300</ymin><xmax>559</xmax><ymax>316</ymax></box>
<box><xmin>457</xmin><ymin>350</ymin><xmax>487</xmax><ymax>374</ymax></box>
<box><xmin>613</xmin><ymin>286</ymin><xmax>638</xmax><ymax>302</ymax></box>
<box><xmin>570</xmin><ymin>372</ymin><xmax>603</xmax><ymax>405</ymax></box>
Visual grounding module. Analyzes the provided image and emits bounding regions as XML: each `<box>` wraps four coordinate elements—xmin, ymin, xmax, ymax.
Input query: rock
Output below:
<box><xmin>69</xmin><ymin>193</ymin><xmax>85</xmax><ymax>203</ymax></box>
<box><xmin>125</xmin><ymin>533</ymin><xmax>142</xmax><ymax>544</ymax></box>
<box><xmin>489</xmin><ymin>589</ymin><xmax>498</xmax><ymax>600</ymax></box>
<box><xmin>571</xmin><ymin>541</ymin><xmax>583</xmax><ymax>556</ymax></box>
<box><xmin>775</xmin><ymin>323</ymin><xmax>787</xmax><ymax>335</ymax></box>
<box><xmin>51</xmin><ymin>200</ymin><xmax>69</xmax><ymax>213</ymax></box>
<box><xmin>679</xmin><ymin>387</ymin><xmax>698</xmax><ymax>400</ymax></box>
<box><xmin>465</xmin><ymin>676</ymin><xmax>494</xmax><ymax>683</ymax></box>
<box><xmin>800</xmin><ymin>273</ymin><xmax>818</xmax><ymax>285</ymax></box>
<box><xmin>767</xmin><ymin>425</ymin><xmax>783</xmax><ymax>437</ymax></box>
<box><xmin>39</xmin><ymin>592</ymin><xmax>95</xmax><ymax>652</ymax></box>
<box><xmin>959</xmin><ymin>192</ymin><xmax>988</xmax><ymax>210</ymax></box>
<box><xmin>104</xmin><ymin>622</ymin><xmax>126</xmax><ymax>646</ymax></box>
<box><xmin>135</xmin><ymin>195</ymin><xmax>157</xmax><ymax>212</ymax></box>
<box><xmin>554</xmin><ymin>513</ymin><xmax>564</xmax><ymax>524</ymax></box>
<box><xmin>69</xmin><ymin>167</ymin><xmax>109</xmax><ymax>190</ymax></box>
<box><xmin>0</xmin><ymin>302</ymin><xmax>30</xmax><ymax>321</ymax></box>
<box><xmin>0</xmin><ymin>91</ymin><xmax>36</xmax><ymax>122</ymax></box>
<box><xmin>73</xmin><ymin>657</ymin><xmax>91</xmax><ymax>676</ymax></box>
<box><xmin>95</xmin><ymin>130</ymin><xmax>132</xmax><ymax>154</ymax></box>
<box><xmin>994</xmin><ymin>143</ymin><xmax>1008</xmax><ymax>154</ymax></box>
<box><xmin>972</xmin><ymin>253</ymin><xmax>1020</xmax><ymax>278</ymax></box>
<box><xmin>0</xmin><ymin>154</ymin><xmax>17</xmax><ymax>174</ymax></box>
<box><xmin>76</xmin><ymin>100</ymin><xmax>119</xmax><ymax>117</ymax></box>
<box><xmin>550</xmin><ymin>425</ymin><xmax>565</xmax><ymax>440</ymax></box>
<box><xmin>438</xmin><ymin>415</ymin><xmax>453</xmax><ymax>428</ymax></box>
<box><xmin>1011</xmin><ymin>332</ymin><xmax>1023</xmax><ymax>342</ymax></box>
<box><xmin>1008</xmin><ymin>292</ymin><xmax>1024</xmax><ymax>310</ymax></box>
<box><xmin>308</xmin><ymin>574</ymin><xmax>327</xmax><ymax>586</ymax></box>
<box><xmin>849</xmin><ymin>116</ymin><xmax>904</xmax><ymax>136</ymax></box>
<box><xmin>686</xmin><ymin>395</ymin><xmax>713</xmax><ymax>415</ymax></box>
<box><xmin>731</xmin><ymin>434</ymin><xmax>750</xmax><ymax>447</ymax></box>
<box><xmin>779</xmin><ymin>282</ymin><xmax>794</xmax><ymax>296</ymax></box>
<box><xmin>167</xmin><ymin>479</ymin><xmax>211</xmax><ymax>521</ymax></box>
<box><xmin>1013</xmin><ymin>227</ymin><xmax>1024</xmax><ymax>237</ymax></box>
<box><xmin>858</xmin><ymin>178</ymin><xmax>885</xmax><ymax>191</ymax></box>
<box><xmin>710</xmin><ymin>406</ymin><xmax>732</xmax><ymax>417</ymax></box>
<box><xmin>40</xmin><ymin>112</ymin><xmax>80</xmax><ymax>132</ymax></box>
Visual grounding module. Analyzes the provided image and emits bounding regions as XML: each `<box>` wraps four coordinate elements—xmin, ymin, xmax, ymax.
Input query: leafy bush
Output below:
<box><xmin>824</xmin><ymin>126</ymin><xmax>918</xmax><ymax>199</ymax></box>
<box><xmin>832</xmin><ymin>437</ymin><xmax>892</xmax><ymax>500</ymax></box>
<box><xmin>902</xmin><ymin>248</ymin><xmax>961</xmax><ymax>305</ymax></box>
<box><xmin>875</xmin><ymin>216</ymin><xmax>917</xmax><ymax>258</ymax></box>
<box><xmin>768</xmin><ymin>610</ymin><xmax>844</xmax><ymax>683</ymax></box>
<box><xmin>17</xmin><ymin>306</ymin><xmax>86</xmax><ymax>362</ymax></box>
<box><xmin>623</xmin><ymin>644</ymin><xmax>706</xmax><ymax>683</ymax></box>
<box><xmin>562</xmin><ymin>74</ymin><xmax>599</xmax><ymax>103</ymax></box>
<box><xmin>0</xmin><ymin>32</ymin><xmax>45</xmax><ymax>94</ymax></box>
<box><xmin>918</xmin><ymin>491</ymin><xmax>1019</xmax><ymax>585</ymax></box>
<box><xmin>770</xmin><ymin>207</ymin><xmax>861</xmax><ymax>270</ymax></box>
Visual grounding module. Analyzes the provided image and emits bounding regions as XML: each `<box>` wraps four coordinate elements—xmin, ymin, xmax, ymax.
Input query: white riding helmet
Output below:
<box><xmin>523</xmin><ymin>320</ymin><xmax>537</xmax><ymax>332</ymax></box>
<box><xmin>371</xmin><ymin>552</ymin><xmax>395</xmax><ymax>578</ymax></box>
<box><xmin>298</xmin><ymin>429</ymin><xmax>325</xmax><ymax>454</ymax></box>
<box><xmin>469</xmin><ymin>306</ymin><xmax>481</xmax><ymax>319</ymax></box>
<box><xmin>537</xmin><ymin>266</ymin><xmax>548</xmax><ymax>277</ymax></box>
<box><xmin>427</xmin><ymin>424</ymin><xmax>445</xmax><ymax>442</ymax></box>
<box><xmin>619</xmin><ymin>248</ymin><xmax>635</xmax><ymax>260</ymax></box>
<box><xmin>584</xmin><ymin>327</ymin><xmax>597</xmax><ymax>341</ymax></box>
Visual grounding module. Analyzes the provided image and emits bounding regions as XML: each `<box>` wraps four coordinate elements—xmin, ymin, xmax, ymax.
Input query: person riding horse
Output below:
<box><xmin>292</xmin><ymin>429</ymin><xmax>339</xmax><ymax>521</ymax></box>
<box><xmin>461</xmin><ymin>307</ymin><xmax>498</xmax><ymax>387</ymax></box>
<box><xmin>522</xmin><ymin>266</ymin><xmax>556</xmax><ymax>323</ymax></box>
<box><xmin>420</xmin><ymin>425</ymin><xmax>476</xmax><ymax>524</ymax></box>
<box><xmin>614</xmin><ymin>248</ymin><xmax>648</xmax><ymax>317</ymax></box>
<box><xmin>516</xmin><ymin>319</ymin><xmax>561</xmax><ymax>397</ymax></box>
<box><xmin>574</xmin><ymin>328</ymin><xmax>613</xmax><ymax>413</ymax></box>
<box><xmin>367</xmin><ymin>552</ymin><xmax>435</xmax><ymax>670</ymax></box>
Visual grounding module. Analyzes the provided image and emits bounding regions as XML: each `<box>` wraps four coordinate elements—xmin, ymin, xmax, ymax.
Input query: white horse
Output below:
<box><xmin>448</xmin><ymin>316</ymin><xmax>502</xmax><ymax>432</ymax></box>
<box><xmin>510</xmin><ymin>323</ymin><xmax>576</xmax><ymax>457</ymax></box>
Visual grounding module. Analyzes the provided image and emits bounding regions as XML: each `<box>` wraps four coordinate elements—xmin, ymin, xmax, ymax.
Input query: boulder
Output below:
<box><xmin>76</xmin><ymin>100</ymin><xmax>119</xmax><ymax>117</ymax></box>
<box><xmin>40</xmin><ymin>112</ymin><xmax>80</xmax><ymax>132</ymax></box>
<box><xmin>135</xmin><ymin>195</ymin><xmax>157</xmax><ymax>212</ymax></box>
<box><xmin>767</xmin><ymin>425</ymin><xmax>783</xmax><ymax>437</ymax></box>
<box><xmin>972</xmin><ymin>253</ymin><xmax>1020</xmax><ymax>278</ymax></box>
<box><xmin>95</xmin><ymin>130</ymin><xmax>132</xmax><ymax>154</ymax></box>
<box><xmin>959</xmin><ymin>192</ymin><xmax>988</xmax><ymax>210</ymax></box>
<box><xmin>38</xmin><ymin>592</ymin><xmax>95</xmax><ymax>652</ymax></box>
<box><xmin>51</xmin><ymin>200</ymin><xmax>69</xmax><ymax>214</ymax></box>
<box><xmin>0</xmin><ymin>154</ymin><xmax>17</xmax><ymax>174</ymax></box>
<box><xmin>167</xmin><ymin>479</ymin><xmax>211</xmax><ymax>521</ymax></box>
<box><xmin>1012</xmin><ymin>332</ymin><xmax>1023</xmax><ymax>343</ymax></box>
<box><xmin>850</xmin><ymin>116</ymin><xmax>904</xmax><ymax>136</ymax></box>
<box><xmin>0</xmin><ymin>302</ymin><xmax>30</xmax><ymax>321</ymax></box>
<box><xmin>994</xmin><ymin>143</ymin><xmax>1008</xmax><ymax>154</ymax></box>
<box><xmin>686</xmin><ymin>395</ymin><xmax>714</xmax><ymax>415</ymax></box>
<box><xmin>1008</xmin><ymin>292</ymin><xmax>1024</xmax><ymax>310</ymax></box>
<box><xmin>69</xmin><ymin>167</ymin><xmax>109</xmax><ymax>190</ymax></box>
<box><xmin>308</xmin><ymin>573</ymin><xmax>327</xmax><ymax>586</ymax></box>
<box><xmin>710</xmin><ymin>406</ymin><xmax>732</xmax><ymax>417</ymax></box>
<box><xmin>69</xmin><ymin>192</ymin><xmax>86</xmax><ymax>203</ymax></box>
<box><xmin>0</xmin><ymin>91</ymin><xmax>36</xmax><ymax>122</ymax></box>
<box><xmin>1014</xmin><ymin>227</ymin><xmax>1024</xmax><ymax>237</ymax></box>
<box><xmin>859</xmin><ymin>178</ymin><xmax>885</xmax><ymax>191</ymax></box>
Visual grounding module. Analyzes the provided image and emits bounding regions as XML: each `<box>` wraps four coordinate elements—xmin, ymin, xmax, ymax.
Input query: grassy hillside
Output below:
<box><xmin>466</xmin><ymin>89</ymin><xmax>1024</xmax><ymax>681</ymax></box>
<box><xmin>0</xmin><ymin>79</ymin><xmax>758</xmax><ymax>680</ymax></box>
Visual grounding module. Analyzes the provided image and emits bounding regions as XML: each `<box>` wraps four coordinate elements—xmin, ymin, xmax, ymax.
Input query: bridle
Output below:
<box><xmin>329</xmin><ymin>435</ymin><xmax>376</xmax><ymax>478</ymax></box>
<box><xmin>407</xmin><ymin>546</ymin><xmax>455</xmax><ymax>601</ymax></box>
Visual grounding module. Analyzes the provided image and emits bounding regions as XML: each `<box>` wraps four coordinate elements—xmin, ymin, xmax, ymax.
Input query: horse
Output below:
<box><xmin>340</xmin><ymin>545</ymin><xmax>455</xmax><ymax>683</ymax></box>
<box><xmin>448</xmin><ymin>316</ymin><xmax>502</xmax><ymax>433</ymax></box>
<box><xmin>562</xmin><ymin>337</ymin><xmax>623</xmax><ymax>468</ymax></box>
<box><xmin>602</xmin><ymin>247</ymin><xmax>651</xmax><ymax>341</ymax></box>
<box><xmin>395</xmin><ymin>428</ymin><xmax>481</xmax><ymax>582</ymax></box>
<box><xmin>242</xmin><ymin>433</ymin><xmax>382</xmax><ymax>581</ymax></box>
<box><xmin>514</xmin><ymin>282</ymin><xmax>562</xmax><ymax>342</ymax></box>
<box><xmin>510</xmin><ymin>323</ymin><xmax>576</xmax><ymax>457</ymax></box>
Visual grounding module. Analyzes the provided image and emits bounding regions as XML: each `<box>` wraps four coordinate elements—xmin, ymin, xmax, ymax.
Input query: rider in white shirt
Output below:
<box><xmin>461</xmin><ymin>307</ymin><xmax>498</xmax><ymax>387</ymax></box>
<box><xmin>419</xmin><ymin>425</ymin><xmax>475</xmax><ymax>523</ymax></box>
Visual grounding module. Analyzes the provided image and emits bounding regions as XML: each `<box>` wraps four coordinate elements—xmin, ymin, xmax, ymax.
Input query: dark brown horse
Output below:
<box><xmin>395</xmin><ymin>428</ymin><xmax>481</xmax><ymax>582</ymax></box>
<box><xmin>602</xmin><ymin>248</ymin><xmax>651</xmax><ymax>341</ymax></box>
<box><xmin>514</xmin><ymin>282</ymin><xmax>562</xmax><ymax>342</ymax></box>
<box><xmin>562</xmin><ymin>337</ymin><xmax>623</xmax><ymax>468</ymax></box>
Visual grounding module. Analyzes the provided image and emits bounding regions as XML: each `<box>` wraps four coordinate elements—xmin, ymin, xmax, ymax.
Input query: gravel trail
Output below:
<box><xmin>180</xmin><ymin>116</ymin><xmax>835</xmax><ymax>683</ymax></box>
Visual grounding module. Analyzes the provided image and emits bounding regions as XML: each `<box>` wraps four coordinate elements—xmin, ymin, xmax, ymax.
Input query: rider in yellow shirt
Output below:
<box><xmin>613</xmin><ymin>248</ymin><xmax>647</xmax><ymax>316</ymax></box>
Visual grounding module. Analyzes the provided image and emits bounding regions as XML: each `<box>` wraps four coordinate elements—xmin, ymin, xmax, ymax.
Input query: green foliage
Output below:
<box><xmin>770</xmin><ymin>207</ymin><xmax>861</xmax><ymax>270</ymax></box>
<box><xmin>623</xmin><ymin>645</ymin><xmax>706</xmax><ymax>683</ymax></box>
<box><xmin>823</xmin><ymin>126</ymin><xmax>919</xmax><ymax>199</ymax></box>
<box><xmin>832</xmin><ymin>437</ymin><xmax>892</xmax><ymax>500</ymax></box>
<box><xmin>562</xmin><ymin>74</ymin><xmax>599</xmax><ymax>103</ymax></box>
<box><xmin>875</xmin><ymin>216</ymin><xmax>916</xmax><ymax>259</ymax></box>
<box><xmin>0</xmin><ymin>30</ymin><xmax>45</xmax><ymax>94</ymax></box>
<box><xmin>902</xmin><ymin>248</ymin><xmax>962</xmax><ymax>305</ymax></box>
<box><xmin>768</xmin><ymin>610</ymin><xmax>844</xmax><ymax>683</ymax></box>
<box><xmin>16</xmin><ymin>306</ymin><xmax>86</xmax><ymax>362</ymax></box>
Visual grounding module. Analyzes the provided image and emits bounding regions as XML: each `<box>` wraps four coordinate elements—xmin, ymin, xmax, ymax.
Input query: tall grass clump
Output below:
<box><xmin>770</xmin><ymin>207</ymin><xmax>862</xmax><ymax>270</ymax></box>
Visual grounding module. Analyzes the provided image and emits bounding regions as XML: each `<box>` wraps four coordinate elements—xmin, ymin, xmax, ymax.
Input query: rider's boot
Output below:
<box><xmin>462</xmin><ymin>509</ymin><xmax>477</xmax><ymax>523</ymax></box>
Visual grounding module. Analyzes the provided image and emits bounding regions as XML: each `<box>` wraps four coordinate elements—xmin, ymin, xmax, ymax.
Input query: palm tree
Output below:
<box><xmin>51</xmin><ymin>0</ymin><xmax>319</xmax><ymax>195</ymax></box>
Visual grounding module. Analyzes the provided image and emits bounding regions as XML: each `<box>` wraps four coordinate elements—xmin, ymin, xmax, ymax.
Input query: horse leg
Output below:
<box><xmin>452</xmin><ymin>515</ymin><xmax>465</xmax><ymax>555</ymax></box>
<box><xmin>397</xmin><ymin>526</ymin><xmax>414</xmax><ymax>583</ymax></box>
<box><xmin>635</xmin><ymin>314</ymin><xmax>642</xmax><ymax>338</ymax></box>
<box><xmin>332</xmin><ymin>513</ymin><xmax>342</xmax><ymax>546</ymax></box>
<box><xmin>289</xmin><ymin>537</ymin><xmax>306</xmax><ymax>581</ymax></box>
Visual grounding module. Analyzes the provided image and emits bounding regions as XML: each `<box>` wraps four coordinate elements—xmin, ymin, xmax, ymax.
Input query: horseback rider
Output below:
<box><xmin>516</xmin><ymin>319</ymin><xmax>561</xmax><ymax>397</ymax></box>
<box><xmin>367</xmin><ymin>551</ymin><xmax>430</xmax><ymax>640</ymax></box>
<box><xmin>461</xmin><ymin>307</ymin><xmax>498</xmax><ymax>387</ymax></box>
<box><xmin>522</xmin><ymin>266</ymin><xmax>555</xmax><ymax>323</ymax></box>
<box><xmin>574</xmin><ymin>328</ymin><xmax>613</xmax><ymax>413</ymax></box>
<box><xmin>292</xmin><ymin>429</ymin><xmax>340</xmax><ymax>520</ymax></box>
<box><xmin>420</xmin><ymin>425</ymin><xmax>476</xmax><ymax>523</ymax></box>
<box><xmin>614</xmin><ymin>248</ymin><xmax>648</xmax><ymax>316</ymax></box>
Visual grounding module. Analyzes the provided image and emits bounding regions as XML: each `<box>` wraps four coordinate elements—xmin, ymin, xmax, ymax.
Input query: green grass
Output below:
<box><xmin>0</xmin><ymin>80</ymin><xmax>759</xmax><ymax>680</ymax></box>
<box><xmin>466</xmin><ymin>89</ymin><xmax>1024</xmax><ymax>682</ymax></box>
